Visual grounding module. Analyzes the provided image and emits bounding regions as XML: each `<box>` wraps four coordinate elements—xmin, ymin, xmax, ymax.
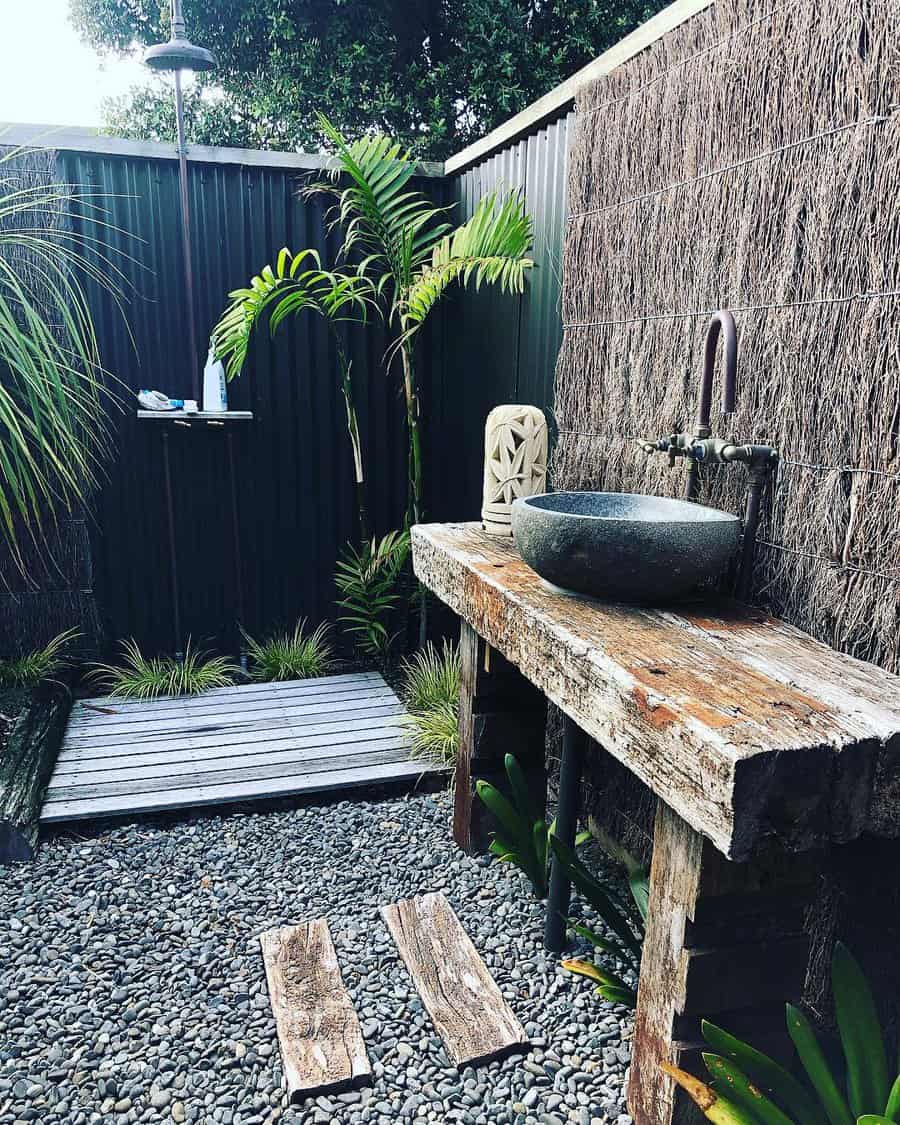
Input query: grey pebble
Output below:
<box><xmin>0</xmin><ymin>791</ymin><xmax>633</xmax><ymax>1124</ymax></box>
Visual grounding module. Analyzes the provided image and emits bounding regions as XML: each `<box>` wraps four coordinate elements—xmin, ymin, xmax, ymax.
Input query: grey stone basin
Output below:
<box><xmin>511</xmin><ymin>491</ymin><xmax>741</xmax><ymax>604</ymax></box>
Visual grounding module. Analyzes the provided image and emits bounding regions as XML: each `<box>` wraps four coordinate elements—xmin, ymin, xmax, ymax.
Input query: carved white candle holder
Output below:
<box><xmin>481</xmin><ymin>404</ymin><xmax>548</xmax><ymax>535</ymax></box>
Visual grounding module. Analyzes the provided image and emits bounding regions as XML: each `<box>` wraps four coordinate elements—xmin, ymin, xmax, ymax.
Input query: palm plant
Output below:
<box><xmin>334</xmin><ymin>529</ymin><xmax>410</xmax><ymax>662</ymax></box>
<box><xmin>212</xmin><ymin>249</ymin><xmax>375</xmax><ymax>540</ymax></box>
<box><xmin>311</xmin><ymin>115</ymin><xmax>535</xmax><ymax>533</ymax></box>
<box><xmin>0</xmin><ymin>144</ymin><xmax>125</xmax><ymax>564</ymax></box>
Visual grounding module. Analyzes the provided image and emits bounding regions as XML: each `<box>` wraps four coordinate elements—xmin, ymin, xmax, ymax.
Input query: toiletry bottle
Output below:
<box><xmin>202</xmin><ymin>344</ymin><xmax>228</xmax><ymax>412</ymax></box>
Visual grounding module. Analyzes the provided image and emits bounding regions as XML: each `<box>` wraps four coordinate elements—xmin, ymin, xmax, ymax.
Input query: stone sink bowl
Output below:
<box><xmin>511</xmin><ymin>491</ymin><xmax>741</xmax><ymax>604</ymax></box>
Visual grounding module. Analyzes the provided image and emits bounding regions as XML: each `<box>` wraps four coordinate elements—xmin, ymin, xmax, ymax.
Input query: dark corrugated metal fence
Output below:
<box><xmin>434</xmin><ymin>114</ymin><xmax>571</xmax><ymax>523</ymax></box>
<box><xmin>1</xmin><ymin>126</ymin><xmax>569</xmax><ymax>657</ymax></box>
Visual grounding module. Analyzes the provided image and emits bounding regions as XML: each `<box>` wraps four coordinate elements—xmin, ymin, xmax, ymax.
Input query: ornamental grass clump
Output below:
<box><xmin>0</xmin><ymin>628</ymin><xmax>80</xmax><ymax>688</ymax></box>
<box><xmin>90</xmin><ymin>639</ymin><xmax>238</xmax><ymax>699</ymax></box>
<box><xmin>400</xmin><ymin>640</ymin><xmax>461</xmax><ymax>769</ymax></box>
<box><xmin>242</xmin><ymin>619</ymin><xmax>334</xmax><ymax>682</ymax></box>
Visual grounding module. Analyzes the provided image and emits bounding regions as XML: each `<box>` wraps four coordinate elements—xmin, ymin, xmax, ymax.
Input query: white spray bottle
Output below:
<box><xmin>202</xmin><ymin>342</ymin><xmax>228</xmax><ymax>412</ymax></box>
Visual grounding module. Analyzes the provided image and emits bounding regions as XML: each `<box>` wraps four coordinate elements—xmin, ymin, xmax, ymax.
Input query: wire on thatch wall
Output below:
<box><xmin>551</xmin><ymin>0</ymin><xmax>900</xmax><ymax>673</ymax></box>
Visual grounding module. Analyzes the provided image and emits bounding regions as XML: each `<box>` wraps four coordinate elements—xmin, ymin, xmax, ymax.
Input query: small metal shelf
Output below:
<box><xmin>137</xmin><ymin>409</ymin><xmax>254</xmax><ymax>425</ymax></box>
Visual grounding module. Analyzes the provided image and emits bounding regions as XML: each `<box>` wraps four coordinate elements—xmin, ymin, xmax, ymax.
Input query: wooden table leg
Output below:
<box><xmin>630</xmin><ymin>801</ymin><xmax>816</xmax><ymax>1125</ymax></box>
<box><xmin>454</xmin><ymin>620</ymin><xmax>547</xmax><ymax>853</ymax></box>
<box><xmin>545</xmin><ymin>715</ymin><xmax>586</xmax><ymax>952</ymax></box>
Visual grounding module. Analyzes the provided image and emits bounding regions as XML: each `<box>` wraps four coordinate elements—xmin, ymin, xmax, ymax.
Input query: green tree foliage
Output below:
<box><xmin>71</xmin><ymin>0</ymin><xmax>669</xmax><ymax>159</ymax></box>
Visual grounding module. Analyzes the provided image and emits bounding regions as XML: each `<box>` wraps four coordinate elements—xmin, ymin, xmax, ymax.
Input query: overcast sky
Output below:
<box><xmin>0</xmin><ymin>0</ymin><xmax>150</xmax><ymax>128</ymax></box>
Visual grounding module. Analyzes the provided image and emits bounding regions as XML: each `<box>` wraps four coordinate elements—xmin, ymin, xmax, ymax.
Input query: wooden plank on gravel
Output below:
<box><xmin>68</xmin><ymin>671</ymin><xmax>383</xmax><ymax>718</ymax></box>
<box><xmin>381</xmin><ymin>892</ymin><xmax>528</xmax><ymax>1066</ymax></box>
<box><xmin>260</xmin><ymin>919</ymin><xmax>370</xmax><ymax>1100</ymax></box>
<box><xmin>64</xmin><ymin>688</ymin><xmax>398</xmax><ymax>739</ymax></box>
<box><xmin>54</xmin><ymin>714</ymin><xmax>409</xmax><ymax>771</ymax></box>
<box><xmin>40</xmin><ymin>756</ymin><xmax>439</xmax><ymax>822</ymax></box>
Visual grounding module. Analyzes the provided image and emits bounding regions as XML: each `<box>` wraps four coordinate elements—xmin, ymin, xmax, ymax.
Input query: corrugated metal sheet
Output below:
<box><xmin>22</xmin><ymin>123</ymin><xmax>570</xmax><ymax>656</ymax></box>
<box><xmin>433</xmin><ymin>114</ymin><xmax>571</xmax><ymax>522</ymax></box>
<box><xmin>57</xmin><ymin>150</ymin><xmax>418</xmax><ymax>654</ymax></box>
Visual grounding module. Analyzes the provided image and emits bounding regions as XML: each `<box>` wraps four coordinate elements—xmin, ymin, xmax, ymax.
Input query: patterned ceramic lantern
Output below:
<box><xmin>481</xmin><ymin>405</ymin><xmax>548</xmax><ymax>535</ymax></box>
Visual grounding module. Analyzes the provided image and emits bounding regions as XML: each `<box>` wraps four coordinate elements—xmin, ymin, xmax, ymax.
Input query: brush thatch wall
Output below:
<box><xmin>549</xmin><ymin>0</ymin><xmax>900</xmax><ymax>1026</ymax></box>
<box><xmin>553</xmin><ymin>0</ymin><xmax>899</xmax><ymax>673</ymax></box>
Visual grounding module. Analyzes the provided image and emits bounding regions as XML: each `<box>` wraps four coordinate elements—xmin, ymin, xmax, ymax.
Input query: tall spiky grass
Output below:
<box><xmin>242</xmin><ymin>619</ymin><xmax>334</xmax><ymax>682</ymax></box>
<box><xmin>0</xmin><ymin>143</ymin><xmax>130</xmax><ymax>563</ymax></box>
<box><xmin>90</xmin><ymin>639</ymin><xmax>238</xmax><ymax>699</ymax></box>
<box><xmin>0</xmin><ymin>627</ymin><xmax>80</xmax><ymax>687</ymax></box>
<box><xmin>400</xmin><ymin>640</ymin><xmax>460</xmax><ymax>769</ymax></box>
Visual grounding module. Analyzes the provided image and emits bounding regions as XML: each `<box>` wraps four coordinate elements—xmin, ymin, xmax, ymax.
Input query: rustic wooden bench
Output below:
<box><xmin>412</xmin><ymin>521</ymin><xmax>900</xmax><ymax>1125</ymax></box>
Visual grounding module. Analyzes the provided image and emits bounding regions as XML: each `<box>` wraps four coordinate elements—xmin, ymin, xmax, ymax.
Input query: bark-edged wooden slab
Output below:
<box><xmin>411</xmin><ymin>521</ymin><xmax>900</xmax><ymax>859</ymax></box>
<box><xmin>381</xmin><ymin>892</ymin><xmax>528</xmax><ymax>1066</ymax></box>
<box><xmin>259</xmin><ymin>919</ymin><xmax>370</xmax><ymax>1101</ymax></box>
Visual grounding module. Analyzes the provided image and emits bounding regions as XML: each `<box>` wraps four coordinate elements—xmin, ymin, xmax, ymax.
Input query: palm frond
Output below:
<box><xmin>401</xmin><ymin>191</ymin><xmax>534</xmax><ymax>334</ymax></box>
<box><xmin>309</xmin><ymin>115</ymin><xmax>452</xmax><ymax>300</ymax></box>
<box><xmin>334</xmin><ymin>529</ymin><xmax>410</xmax><ymax>661</ymax></box>
<box><xmin>211</xmin><ymin>247</ymin><xmax>374</xmax><ymax>380</ymax></box>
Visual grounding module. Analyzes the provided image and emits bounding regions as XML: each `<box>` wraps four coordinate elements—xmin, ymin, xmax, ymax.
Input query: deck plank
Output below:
<box><xmin>40</xmin><ymin>757</ymin><xmax>435</xmax><ymax>821</ymax></box>
<box><xmin>64</xmin><ymin>689</ymin><xmax>398</xmax><ymax>739</ymax></box>
<box><xmin>381</xmin><ymin>892</ymin><xmax>528</xmax><ymax>1066</ymax></box>
<box><xmin>54</xmin><ymin>715</ymin><xmax>409</xmax><ymax>771</ymax></box>
<box><xmin>260</xmin><ymin>919</ymin><xmax>371</xmax><ymax>1100</ymax></box>
<box><xmin>69</xmin><ymin>672</ymin><xmax>382</xmax><ymax>716</ymax></box>
<box><xmin>43</xmin><ymin>673</ymin><xmax>437</xmax><ymax>824</ymax></box>
<box><xmin>49</xmin><ymin>736</ymin><xmax>413</xmax><ymax>789</ymax></box>
<box><xmin>67</xmin><ymin>676</ymin><xmax>388</xmax><ymax>726</ymax></box>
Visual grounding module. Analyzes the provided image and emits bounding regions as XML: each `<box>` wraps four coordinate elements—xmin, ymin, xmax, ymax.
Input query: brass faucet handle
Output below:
<box><xmin>636</xmin><ymin>437</ymin><xmax>667</xmax><ymax>454</ymax></box>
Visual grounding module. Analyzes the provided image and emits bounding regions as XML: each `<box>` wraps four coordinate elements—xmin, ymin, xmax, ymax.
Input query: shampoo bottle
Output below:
<box><xmin>202</xmin><ymin>344</ymin><xmax>228</xmax><ymax>412</ymax></box>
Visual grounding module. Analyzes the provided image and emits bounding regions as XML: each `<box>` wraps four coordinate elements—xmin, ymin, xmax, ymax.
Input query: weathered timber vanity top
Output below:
<box><xmin>413</xmin><ymin>522</ymin><xmax>900</xmax><ymax>861</ymax></box>
<box><xmin>413</xmin><ymin>521</ymin><xmax>900</xmax><ymax>1125</ymax></box>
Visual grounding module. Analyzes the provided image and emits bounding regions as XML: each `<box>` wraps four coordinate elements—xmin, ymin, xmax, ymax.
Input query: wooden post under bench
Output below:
<box><xmin>412</xmin><ymin>522</ymin><xmax>900</xmax><ymax>1125</ymax></box>
<box><xmin>455</xmin><ymin>620</ymin><xmax>547</xmax><ymax>852</ymax></box>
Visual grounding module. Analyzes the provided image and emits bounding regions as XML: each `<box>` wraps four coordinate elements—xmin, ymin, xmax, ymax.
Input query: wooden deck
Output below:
<box><xmin>42</xmin><ymin>672</ymin><xmax>435</xmax><ymax>823</ymax></box>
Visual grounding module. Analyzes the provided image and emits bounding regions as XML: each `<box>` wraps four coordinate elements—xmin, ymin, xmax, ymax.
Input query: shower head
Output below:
<box><xmin>144</xmin><ymin>37</ymin><xmax>216</xmax><ymax>72</ymax></box>
<box><xmin>143</xmin><ymin>0</ymin><xmax>216</xmax><ymax>72</ymax></box>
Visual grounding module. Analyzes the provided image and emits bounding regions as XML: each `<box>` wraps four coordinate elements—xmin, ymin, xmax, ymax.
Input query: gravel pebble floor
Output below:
<box><xmin>0</xmin><ymin>788</ymin><xmax>634</xmax><ymax>1125</ymax></box>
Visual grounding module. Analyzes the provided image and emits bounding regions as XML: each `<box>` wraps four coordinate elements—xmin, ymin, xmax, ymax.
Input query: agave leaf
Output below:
<box><xmin>833</xmin><ymin>943</ymin><xmax>890</xmax><ymax>1119</ymax></box>
<box><xmin>596</xmin><ymin>983</ymin><xmax>638</xmax><ymax>1006</ymax></box>
<box><xmin>704</xmin><ymin>1054</ymin><xmax>795</xmax><ymax>1125</ymax></box>
<box><xmin>702</xmin><ymin>1020</ymin><xmax>825</xmax><ymax>1125</ymax></box>
<box><xmin>561</xmin><ymin>958</ymin><xmax>632</xmax><ymax>993</ymax></box>
<box><xmin>857</xmin><ymin>1118</ymin><xmax>897</xmax><ymax>1125</ymax></box>
<box><xmin>550</xmin><ymin>834</ymin><xmax>642</xmax><ymax>961</ymax></box>
<box><xmin>662</xmin><ymin>1063</ymin><xmax>761</xmax><ymax>1125</ymax></box>
<box><xmin>787</xmin><ymin>1003</ymin><xmax>854</xmax><ymax>1125</ymax></box>
<box><xmin>884</xmin><ymin>1075</ymin><xmax>900</xmax><ymax>1122</ymax></box>
<box><xmin>569</xmin><ymin>921</ymin><xmax>631</xmax><ymax>962</ymax></box>
<box><xmin>629</xmin><ymin>869</ymin><xmax>650</xmax><ymax>923</ymax></box>
<box><xmin>475</xmin><ymin>779</ymin><xmax>528</xmax><ymax>848</ymax></box>
<box><xmin>505</xmin><ymin>753</ymin><xmax>537</xmax><ymax>823</ymax></box>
